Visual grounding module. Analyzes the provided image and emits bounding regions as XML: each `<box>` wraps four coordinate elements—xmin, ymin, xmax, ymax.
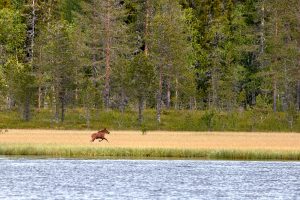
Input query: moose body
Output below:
<box><xmin>90</xmin><ymin>128</ymin><xmax>110</xmax><ymax>142</ymax></box>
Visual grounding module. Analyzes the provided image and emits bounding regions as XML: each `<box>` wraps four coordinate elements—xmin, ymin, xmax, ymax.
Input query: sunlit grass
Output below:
<box><xmin>210</xmin><ymin>149</ymin><xmax>300</xmax><ymax>160</ymax></box>
<box><xmin>0</xmin><ymin>130</ymin><xmax>300</xmax><ymax>160</ymax></box>
<box><xmin>0</xmin><ymin>144</ymin><xmax>299</xmax><ymax>160</ymax></box>
<box><xmin>1</xmin><ymin>130</ymin><xmax>300</xmax><ymax>150</ymax></box>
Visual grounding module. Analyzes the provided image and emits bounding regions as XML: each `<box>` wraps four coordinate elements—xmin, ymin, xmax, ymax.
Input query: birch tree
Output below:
<box><xmin>0</xmin><ymin>7</ymin><xmax>32</xmax><ymax>119</ymax></box>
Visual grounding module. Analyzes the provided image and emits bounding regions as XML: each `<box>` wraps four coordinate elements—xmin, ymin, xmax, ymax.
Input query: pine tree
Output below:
<box><xmin>149</xmin><ymin>0</ymin><xmax>193</xmax><ymax>122</ymax></box>
<box><xmin>79</xmin><ymin>0</ymin><xmax>131</xmax><ymax>109</ymax></box>
<box><xmin>261</xmin><ymin>0</ymin><xmax>298</xmax><ymax>112</ymax></box>
<box><xmin>36</xmin><ymin>21</ymin><xmax>77</xmax><ymax>122</ymax></box>
<box><xmin>129</xmin><ymin>53</ymin><xmax>156</xmax><ymax>124</ymax></box>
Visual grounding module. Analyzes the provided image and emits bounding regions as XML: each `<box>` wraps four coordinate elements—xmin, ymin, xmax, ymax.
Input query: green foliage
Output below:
<box><xmin>0</xmin><ymin>7</ymin><xmax>32</xmax><ymax>119</ymax></box>
<box><xmin>60</xmin><ymin>0</ymin><xmax>81</xmax><ymax>22</ymax></box>
<box><xmin>0</xmin><ymin>63</ymin><xmax>5</xmax><ymax>93</ymax></box>
<box><xmin>4</xmin><ymin>58</ymin><xmax>35</xmax><ymax>105</ymax></box>
<box><xmin>1</xmin><ymin>109</ymin><xmax>299</xmax><ymax>132</ymax></box>
<box><xmin>286</xmin><ymin>104</ymin><xmax>299</xmax><ymax>130</ymax></box>
<box><xmin>0</xmin><ymin>8</ymin><xmax>26</xmax><ymax>54</ymax></box>
<box><xmin>129</xmin><ymin>53</ymin><xmax>156</xmax><ymax>100</ymax></box>
<box><xmin>35</xmin><ymin>20</ymin><xmax>78</xmax><ymax>122</ymax></box>
<box><xmin>201</xmin><ymin>110</ymin><xmax>216</xmax><ymax>131</ymax></box>
<box><xmin>0</xmin><ymin>0</ymin><xmax>300</xmax><ymax>129</ymax></box>
<box><xmin>140</xmin><ymin>123</ymin><xmax>147</xmax><ymax>135</ymax></box>
<box><xmin>0</xmin><ymin>0</ymin><xmax>12</xmax><ymax>9</ymax></box>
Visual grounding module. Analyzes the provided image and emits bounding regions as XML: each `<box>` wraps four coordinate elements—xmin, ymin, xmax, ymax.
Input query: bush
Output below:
<box><xmin>201</xmin><ymin>110</ymin><xmax>216</xmax><ymax>131</ymax></box>
<box><xmin>0</xmin><ymin>108</ymin><xmax>299</xmax><ymax>132</ymax></box>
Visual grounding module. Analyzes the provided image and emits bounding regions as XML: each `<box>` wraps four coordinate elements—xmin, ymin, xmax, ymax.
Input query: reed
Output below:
<box><xmin>209</xmin><ymin>149</ymin><xmax>300</xmax><ymax>160</ymax></box>
<box><xmin>0</xmin><ymin>144</ymin><xmax>299</xmax><ymax>160</ymax></box>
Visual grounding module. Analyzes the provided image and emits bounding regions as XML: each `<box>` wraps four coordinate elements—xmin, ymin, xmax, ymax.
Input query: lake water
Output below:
<box><xmin>0</xmin><ymin>158</ymin><xmax>299</xmax><ymax>200</ymax></box>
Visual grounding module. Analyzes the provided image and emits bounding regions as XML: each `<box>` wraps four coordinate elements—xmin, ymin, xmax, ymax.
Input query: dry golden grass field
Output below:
<box><xmin>1</xmin><ymin>129</ymin><xmax>300</xmax><ymax>151</ymax></box>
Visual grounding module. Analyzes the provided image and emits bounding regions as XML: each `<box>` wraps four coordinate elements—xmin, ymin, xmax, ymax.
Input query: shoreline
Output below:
<box><xmin>0</xmin><ymin>144</ymin><xmax>299</xmax><ymax>161</ymax></box>
<box><xmin>1</xmin><ymin>129</ymin><xmax>300</xmax><ymax>160</ymax></box>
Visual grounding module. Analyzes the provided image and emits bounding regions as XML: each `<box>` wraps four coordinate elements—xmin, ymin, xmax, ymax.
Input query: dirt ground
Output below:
<box><xmin>1</xmin><ymin>129</ymin><xmax>300</xmax><ymax>151</ymax></box>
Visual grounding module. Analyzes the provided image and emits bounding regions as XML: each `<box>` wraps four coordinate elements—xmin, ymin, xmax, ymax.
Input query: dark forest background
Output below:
<box><xmin>0</xmin><ymin>0</ymin><xmax>299</xmax><ymax>131</ymax></box>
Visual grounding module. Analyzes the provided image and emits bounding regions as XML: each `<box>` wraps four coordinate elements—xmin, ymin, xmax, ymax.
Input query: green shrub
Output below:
<box><xmin>0</xmin><ymin>108</ymin><xmax>299</xmax><ymax>132</ymax></box>
<box><xmin>201</xmin><ymin>110</ymin><xmax>216</xmax><ymax>131</ymax></box>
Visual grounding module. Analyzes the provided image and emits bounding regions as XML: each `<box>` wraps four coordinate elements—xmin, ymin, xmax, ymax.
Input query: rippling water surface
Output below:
<box><xmin>0</xmin><ymin>158</ymin><xmax>299</xmax><ymax>200</ymax></box>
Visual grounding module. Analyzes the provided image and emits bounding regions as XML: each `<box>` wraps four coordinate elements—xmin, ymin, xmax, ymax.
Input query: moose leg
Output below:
<box><xmin>98</xmin><ymin>139</ymin><xmax>103</xmax><ymax>142</ymax></box>
<box><xmin>103</xmin><ymin>138</ymin><xmax>109</xmax><ymax>142</ymax></box>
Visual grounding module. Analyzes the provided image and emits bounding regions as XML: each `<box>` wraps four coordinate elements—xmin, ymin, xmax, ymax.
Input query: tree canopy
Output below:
<box><xmin>0</xmin><ymin>0</ymin><xmax>299</xmax><ymax>125</ymax></box>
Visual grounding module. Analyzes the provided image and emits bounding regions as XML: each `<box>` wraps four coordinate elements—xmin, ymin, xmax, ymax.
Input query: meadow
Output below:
<box><xmin>1</xmin><ymin>129</ymin><xmax>300</xmax><ymax>160</ymax></box>
<box><xmin>1</xmin><ymin>109</ymin><xmax>299</xmax><ymax>160</ymax></box>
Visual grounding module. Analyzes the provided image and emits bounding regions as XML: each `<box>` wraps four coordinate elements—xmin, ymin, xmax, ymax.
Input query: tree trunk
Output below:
<box><xmin>26</xmin><ymin>0</ymin><xmax>36</xmax><ymax>62</ymax></box>
<box><xmin>23</xmin><ymin>94</ymin><xmax>30</xmax><ymax>121</ymax></box>
<box><xmin>259</xmin><ymin>1</ymin><xmax>265</xmax><ymax>55</ymax></box>
<box><xmin>166</xmin><ymin>77</ymin><xmax>171</xmax><ymax>109</ymax></box>
<box><xmin>60</xmin><ymin>92</ymin><xmax>65</xmax><ymax>122</ymax></box>
<box><xmin>189</xmin><ymin>97</ymin><xmax>193</xmax><ymax>110</ymax></box>
<box><xmin>282</xmin><ymin>65</ymin><xmax>289</xmax><ymax>111</ymax></box>
<box><xmin>273</xmin><ymin>80</ymin><xmax>277</xmax><ymax>112</ymax></box>
<box><xmin>251</xmin><ymin>91</ymin><xmax>256</xmax><ymax>105</ymax></box>
<box><xmin>85</xmin><ymin>107</ymin><xmax>90</xmax><ymax>129</ymax></box>
<box><xmin>297</xmin><ymin>80</ymin><xmax>300</xmax><ymax>111</ymax></box>
<box><xmin>211</xmin><ymin>68</ymin><xmax>218</xmax><ymax>108</ymax></box>
<box><xmin>22</xmin><ymin>0</ymin><xmax>36</xmax><ymax>120</ymax></box>
<box><xmin>138</xmin><ymin>97</ymin><xmax>143</xmax><ymax>125</ymax></box>
<box><xmin>6</xmin><ymin>95</ymin><xmax>14</xmax><ymax>110</ymax></box>
<box><xmin>144</xmin><ymin>0</ymin><xmax>150</xmax><ymax>56</ymax></box>
<box><xmin>156</xmin><ymin>65</ymin><xmax>163</xmax><ymax>123</ymax></box>
<box><xmin>55</xmin><ymin>94</ymin><xmax>59</xmax><ymax>123</ymax></box>
<box><xmin>82</xmin><ymin>88</ymin><xmax>91</xmax><ymax>128</ymax></box>
<box><xmin>208</xmin><ymin>92</ymin><xmax>211</xmax><ymax>109</ymax></box>
<box><xmin>38</xmin><ymin>86</ymin><xmax>42</xmax><ymax>110</ymax></box>
<box><xmin>174</xmin><ymin>77</ymin><xmax>178</xmax><ymax>109</ymax></box>
<box><xmin>119</xmin><ymin>87</ymin><xmax>126</xmax><ymax>113</ymax></box>
<box><xmin>104</xmin><ymin>1</ymin><xmax>111</xmax><ymax>109</ymax></box>
<box><xmin>31</xmin><ymin>0</ymin><xmax>36</xmax><ymax>57</ymax></box>
<box><xmin>43</xmin><ymin>87</ymin><xmax>48</xmax><ymax>108</ymax></box>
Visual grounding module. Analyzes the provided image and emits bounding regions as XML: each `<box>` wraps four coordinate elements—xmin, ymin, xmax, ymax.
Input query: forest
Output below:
<box><xmin>0</xmin><ymin>0</ymin><xmax>299</xmax><ymax>131</ymax></box>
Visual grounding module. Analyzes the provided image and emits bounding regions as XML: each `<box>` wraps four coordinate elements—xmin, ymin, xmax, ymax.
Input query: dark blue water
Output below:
<box><xmin>0</xmin><ymin>158</ymin><xmax>299</xmax><ymax>200</ymax></box>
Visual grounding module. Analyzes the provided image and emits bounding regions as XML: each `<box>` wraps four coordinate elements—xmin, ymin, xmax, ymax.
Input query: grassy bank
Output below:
<box><xmin>0</xmin><ymin>109</ymin><xmax>299</xmax><ymax>132</ymax></box>
<box><xmin>1</xmin><ymin>130</ymin><xmax>300</xmax><ymax>160</ymax></box>
<box><xmin>0</xmin><ymin>144</ymin><xmax>300</xmax><ymax>160</ymax></box>
<box><xmin>2</xmin><ymin>130</ymin><xmax>300</xmax><ymax>150</ymax></box>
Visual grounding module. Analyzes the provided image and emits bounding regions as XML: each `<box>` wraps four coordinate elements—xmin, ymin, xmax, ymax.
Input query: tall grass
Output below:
<box><xmin>0</xmin><ymin>109</ymin><xmax>299</xmax><ymax>132</ymax></box>
<box><xmin>0</xmin><ymin>144</ymin><xmax>299</xmax><ymax>160</ymax></box>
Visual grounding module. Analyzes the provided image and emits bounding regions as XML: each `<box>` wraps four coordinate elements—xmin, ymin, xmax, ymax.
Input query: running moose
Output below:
<box><xmin>90</xmin><ymin>128</ymin><xmax>110</xmax><ymax>142</ymax></box>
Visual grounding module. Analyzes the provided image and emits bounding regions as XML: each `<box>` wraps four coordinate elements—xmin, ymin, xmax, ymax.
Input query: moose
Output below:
<box><xmin>90</xmin><ymin>128</ymin><xmax>110</xmax><ymax>142</ymax></box>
